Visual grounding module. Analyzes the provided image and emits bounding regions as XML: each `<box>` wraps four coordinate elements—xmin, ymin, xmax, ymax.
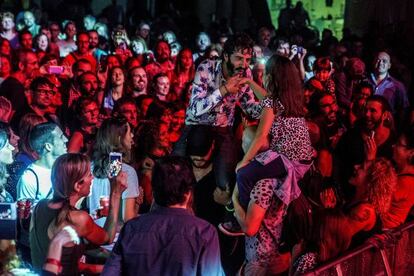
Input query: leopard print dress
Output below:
<box><xmin>261</xmin><ymin>97</ymin><xmax>313</xmax><ymax>161</ymax></box>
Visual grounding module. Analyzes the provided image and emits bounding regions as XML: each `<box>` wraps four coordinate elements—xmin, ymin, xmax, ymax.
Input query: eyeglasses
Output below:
<box><xmin>36</xmin><ymin>89</ymin><xmax>56</xmax><ymax>96</ymax></box>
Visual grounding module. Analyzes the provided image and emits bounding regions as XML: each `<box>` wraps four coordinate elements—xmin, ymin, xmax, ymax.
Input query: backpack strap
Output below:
<box><xmin>69</xmin><ymin>52</ymin><xmax>79</xmax><ymax>62</ymax></box>
<box><xmin>26</xmin><ymin>168</ymin><xmax>39</xmax><ymax>200</ymax></box>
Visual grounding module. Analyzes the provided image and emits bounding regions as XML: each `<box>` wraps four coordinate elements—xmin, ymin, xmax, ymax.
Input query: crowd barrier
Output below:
<box><xmin>304</xmin><ymin>221</ymin><xmax>414</xmax><ymax>276</ymax></box>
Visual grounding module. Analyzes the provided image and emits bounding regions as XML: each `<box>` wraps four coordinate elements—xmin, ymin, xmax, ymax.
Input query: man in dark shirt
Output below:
<box><xmin>187</xmin><ymin>125</ymin><xmax>226</xmax><ymax>225</ymax></box>
<box><xmin>335</xmin><ymin>95</ymin><xmax>396</xmax><ymax>200</ymax></box>
<box><xmin>0</xmin><ymin>49</ymin><xmax>38</xmax><ymax>131</ymax></box>
<box><xmin>102</xmin><ymin>156</ymin><xmax>224</xmax><ymax>276</ymax></box>
<box><xmin>369</xmin><ymin>51</ymin><xmax>409</xmax><ymax>130</ymax></box>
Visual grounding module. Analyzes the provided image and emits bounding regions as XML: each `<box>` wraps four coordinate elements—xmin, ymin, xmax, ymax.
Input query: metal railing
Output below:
<box><xmin>304</xmin><ymin>221</ymin><xmax>414</xmax><ymax>276</ymax></box>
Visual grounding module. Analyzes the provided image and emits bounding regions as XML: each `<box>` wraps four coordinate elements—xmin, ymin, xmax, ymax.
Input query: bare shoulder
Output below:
<box><xmin>69</xmin><ymin>210</ymin><xmax>95</xmax><ymax>235</ymax></box>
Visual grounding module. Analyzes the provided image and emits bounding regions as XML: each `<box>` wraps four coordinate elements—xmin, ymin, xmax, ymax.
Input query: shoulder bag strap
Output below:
<box><xmin>26</xmin><ymin>168</ymin><xmax>39</xmax><ymax>200</ymax></box>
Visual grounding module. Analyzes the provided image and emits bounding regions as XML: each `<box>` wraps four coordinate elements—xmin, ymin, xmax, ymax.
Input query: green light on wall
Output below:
<box><xmin>267</xmin><ymin>0</ymin><xmax>345</xmax><ymax>39</ymax></box>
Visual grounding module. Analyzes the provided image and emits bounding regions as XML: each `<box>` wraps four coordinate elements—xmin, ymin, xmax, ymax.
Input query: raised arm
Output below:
<box><xmin>74</xmin><ymin>172</ymin><xmax>127</xmax><ymax>245</ymax></box>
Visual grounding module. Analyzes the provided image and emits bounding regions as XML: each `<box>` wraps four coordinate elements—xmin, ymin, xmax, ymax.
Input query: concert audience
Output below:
<box><xmin>0</xmin><ymin>5</ymin><xmax>413</xmax><ymax>275</ymax></box>
<box><xmin>30</xmin><ymin>153</ymin><xmax>126</xmax><ymax>274</ymax></box>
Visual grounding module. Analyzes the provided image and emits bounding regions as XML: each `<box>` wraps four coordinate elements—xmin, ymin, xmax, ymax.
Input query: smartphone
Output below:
<box><xmin>48</xmin><ymin>65</ymin><xmax>64</xmax><ymax>74</ymax></box>
<box><xmin>0</xmin><ymin>203</ymin><xmax>16</xmax><ymax>220</ymax></box>
<box><xmin>0</xmin><ymin>203</ymin><xmax>17</xmax><ymax>239</ymax></box>
<box><xmin>108</xmin><ymin>152</ymin><xmax>122</xmax><ymax>178</ymax></box>
<box><xmin>297</xmin><ymin>46</ymin><xmax>304</xmax><ymax>55</ymax></box>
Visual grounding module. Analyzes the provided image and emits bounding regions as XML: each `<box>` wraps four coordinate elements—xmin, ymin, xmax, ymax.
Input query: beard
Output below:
<box><xmin>191</xmin><ymin>159</ymin><xmax>212</xmax><ymax>169</ymax></box>
<box><xmin>364</xmin><ymin>117</ymin><xmax>382</xmax><ymax>131</ymax></box>
<box><xmin>226</xmin><ymin>59</ymin><xmax>246</xmax><ymax>77</ymax></box>
<box><xmin>135</xmin><ymin>82</ymin><xmax>146</xmax><ymax>91</ymax></box>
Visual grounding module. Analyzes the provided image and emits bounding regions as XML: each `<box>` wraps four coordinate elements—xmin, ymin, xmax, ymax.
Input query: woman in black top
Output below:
<box><xmin>30</xmin><ymin>153</ymin><xmax>126</xmax><ymax>275</ymax></box>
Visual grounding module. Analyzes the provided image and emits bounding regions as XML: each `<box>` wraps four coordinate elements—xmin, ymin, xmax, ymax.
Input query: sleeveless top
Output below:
<box><xmin>30</xmin><ymin>200</ymin><xmax>84</xmax><ymax>275</ymax></box>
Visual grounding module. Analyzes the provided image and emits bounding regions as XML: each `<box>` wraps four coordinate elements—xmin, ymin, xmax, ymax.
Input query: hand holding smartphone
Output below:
<box><xmin>0</xmin><ymin>203</ymin><xmax>17</xmax><ymax>239</ymax></box>
<box><xmin>48</xmin><ymin>65</ymin><xmax>64</xmax><ymax>74</ymax></box>
<box><xmin>108</xmin><ymin>152</ymin><xmax>122</xmax><ymax>178</ymax></box>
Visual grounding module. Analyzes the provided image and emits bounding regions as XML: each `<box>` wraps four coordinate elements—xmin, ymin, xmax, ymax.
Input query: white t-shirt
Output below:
<box><xmin>88</xmin><ymin>163</ymin><xmax>139</xmax><ymax>215</ymax></box>
<box><xmin>17</xmin><ymin>163</ymin><xmax>52</xmax><ymax>200</ymax></box>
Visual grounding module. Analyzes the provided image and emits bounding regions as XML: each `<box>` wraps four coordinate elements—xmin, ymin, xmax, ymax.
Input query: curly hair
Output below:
<box><xmin>222</xmin><ymin>33</ymin><xmax>254</xmax><ymax>58</ymax></box>
<box><xmin>367</xmin><ymin>158</ymin><xmax>397</xmax><ymax>217</ymax></box>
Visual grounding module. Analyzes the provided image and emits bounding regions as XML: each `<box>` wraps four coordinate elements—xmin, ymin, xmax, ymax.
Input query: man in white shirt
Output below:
<box><xmin>17</xmin><ymin>122</ymin><xmax>68</xmax><ymax>200</ymax></box>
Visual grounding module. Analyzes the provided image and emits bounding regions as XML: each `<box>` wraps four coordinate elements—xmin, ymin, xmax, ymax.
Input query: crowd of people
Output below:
<box><xmin>0</xmin><ymin>1</ymin><xmax>414</xmax><ymax>275</ymax></box>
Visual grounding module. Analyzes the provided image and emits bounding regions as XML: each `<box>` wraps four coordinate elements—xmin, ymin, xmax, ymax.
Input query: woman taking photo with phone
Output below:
<box><xmin>30</xmin><ymin>153</ymin><xmax>127</xmax><ymax>274</ymax></box>
<box><xmin>89</xmin><ymin>117</ymin><xmax>140</xmax><ymax>222</ymax></box>
<box><xmin>0</xmin><ymin>127</ymin><xmax>14</xmax><ymax>203</ymax></box>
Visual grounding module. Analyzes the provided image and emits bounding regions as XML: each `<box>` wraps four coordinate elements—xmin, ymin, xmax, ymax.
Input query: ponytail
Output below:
<box><xmin>51</xmin><ymin>153</ymin><xmax>91</xmax><ymax>226</ymax></box>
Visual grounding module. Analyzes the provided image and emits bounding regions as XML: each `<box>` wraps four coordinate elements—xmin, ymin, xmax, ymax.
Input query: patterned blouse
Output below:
<box><xmin>245</xmin><ymin>178</ymin><xmax>287</xmax><ymax>266</ymax></box>
<box><xmin>261</xmin><ymin>97</ymin><xmax>313</xmax><ymax>161</ymax></box>
<box><xmin>185</xmin><ymin>59</ymin><xmax>261</xmax><ymax>127</ymax></box>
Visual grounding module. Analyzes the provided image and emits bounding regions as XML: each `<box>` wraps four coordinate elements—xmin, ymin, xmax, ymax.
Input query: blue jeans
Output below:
<box><xmin>172</xmin><ymin>125</ymin><xmax>237</xmax><ymax>190</ymax></box>
<box><xmin>237</xmin><ymin>157</ymin><xmax>287</xmax><ymax>209</ymax></box>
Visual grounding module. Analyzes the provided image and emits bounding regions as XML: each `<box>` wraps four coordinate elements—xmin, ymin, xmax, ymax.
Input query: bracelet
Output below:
<box><xmin>45</xmin><ymin>258</ymin><xmax>62</xmax><ymax>273</ymax></box>
<box><xmin>225</xmin><ymin>205</ymin><xmax>235</xmax><ymax>212</ymax></box>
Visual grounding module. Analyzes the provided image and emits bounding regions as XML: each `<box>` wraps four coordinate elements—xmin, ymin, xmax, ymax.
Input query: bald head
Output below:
<box><xmin>374</xmin><ymin>51</ymin><xmax>391</xmax><ymax>75</ymax></box>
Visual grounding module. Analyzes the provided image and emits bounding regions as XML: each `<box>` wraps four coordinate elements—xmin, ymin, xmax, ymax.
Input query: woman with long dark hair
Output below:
<box><xmin>0</xmin><ymin>127</ymin><xmax>14</xmax><ymax>203</ymax></box>
<box><xmin>225</xmin><ymin>56</ymin><xmax>314</xmax><ymax>274</ymax></box>
<box><xmin>101</xmin><ymin>66</ymin><xmax>127</xmax><ymax>116</ymax></box>
<box><xmin>170</xmin><ymin>48</ymin><xmax>195</xmax><ymax>102</ymax></box>
<box><xmin>30</xmin><ymin>153</ymin><xmax>127</xmax><ymax>274</ymax></box>
<box><xmin>232</xmin><ymin>55</ymin><xmax>313</xmax><ymax>217</ymax></box>
<box><xmin>90</xmin><ymin>117</ymin><xmax>139</xmax><ymax>222</ymax></box>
